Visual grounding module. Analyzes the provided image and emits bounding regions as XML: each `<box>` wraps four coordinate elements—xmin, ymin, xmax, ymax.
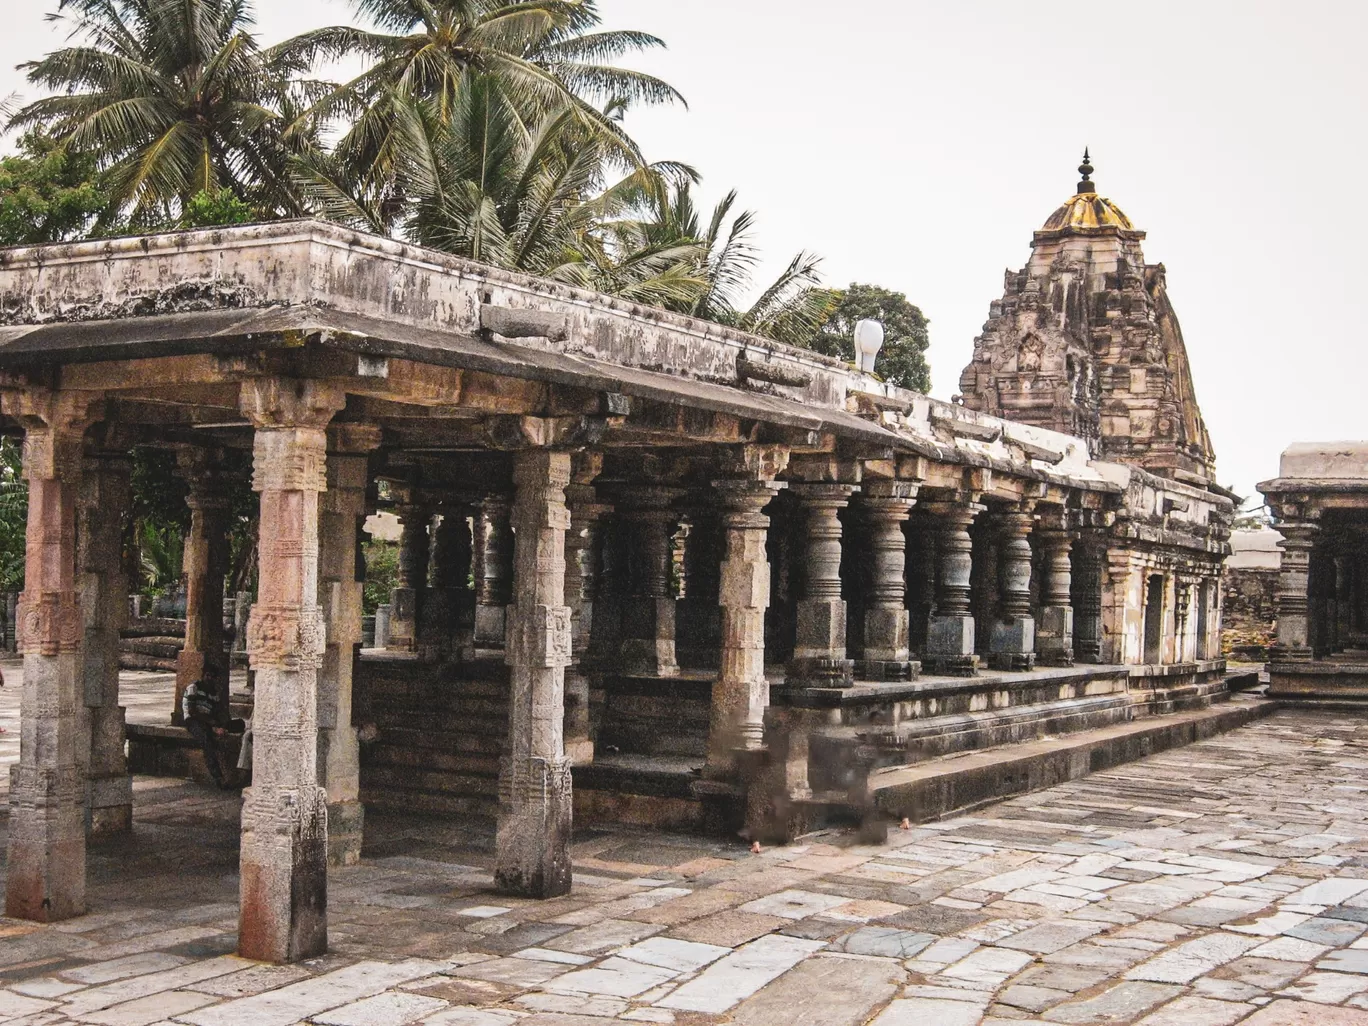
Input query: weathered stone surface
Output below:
<box><xmin>728</xmin><ymin>955</ymin><xmax>902</xmax><ymax>1026</ymax></box>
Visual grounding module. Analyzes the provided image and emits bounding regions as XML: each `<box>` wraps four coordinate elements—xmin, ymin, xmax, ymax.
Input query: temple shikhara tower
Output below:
<box><xmin>958</xmin><ymin>153</ymin><xmax>1216</xmax><ymax>487</ymax></box>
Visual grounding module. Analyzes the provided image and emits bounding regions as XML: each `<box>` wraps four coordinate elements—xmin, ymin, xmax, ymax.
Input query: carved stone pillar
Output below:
<box><xmin>989</xmin><ymin>507</ymin><xmax>1036</xmax><ymax>671</ymax></box>
<box><xmin>907</xmin><ymin>513</ymin><xmax>937</xmax><ymax>656</ymax></box>
<box><xmin>1180</xmin><ymin>577</ymin><xmax>1199</xmax><ymax>662</ymax></box>
<box><xmin>1271</xmin><ymin>521</ymin><xmax>1318</xmax><ymax>659</ymax></box>
<box><xmin>923</xmin><ymin>499</ymin><xmax>984</xmax><ymax>676</ymax></box>
<box><xmin>79</xmin><ymin>451</ymin><xmax>133</xmax><ymax>835</ymax></box>
<box><xmin>786</xmin><ymin>484</ymin><xmax>857</xmax><ymax>686</ymax></box>
<box><xmin>471</xmin><ymin>493</ymin><xmax>513</xmax><ymax>658</ymax></box>
<box><xmin>387</xmin><ymin>503</ymin><xmax>430</xmax><ymax>653</ymax></box>
<box><xmin>1071</xmin><ymin>532</ymin><xmax>1105</xmax><ymax>663</ymax></box>
<box><xmin>678</xmin><ymin>505</ymin><xmax>723</xmax><ymax>670</ymax></box>
<box><xmin>616</xmin><ymin>486</ymin><xmax>681</xmax><ymax>677</ymax></box>
<box><xmin>4</xmin><ymin>391</ymin><xmax>97</xmax><ymax>922</ymax></box>
<box><xmin>318</xmin><ymin>427</ymin><xmax>379</xmax><ymax>867</ymax></box>
<box><xmin>237</xmin><ymin>378</ymin><xmax>342</xmax><ymax>964</ymax></box>
<box><xmin>1035</xmin><ymin>525</ymin><xmax>1075</xmax><ymax>667</ymax></box>
<box><xmin>856</xmin><ymin>482</ymin><xmax>919</xmax><ymax>681</ymax></box>
<box><xmin>704</xmin><ymin>451</ymin><xmax>787</xmax><ymax>777</ymax></box>
<box><xmin>495</xmin><ymin>450</ymin><xmax>573</xmax><ymax>899</ymax></box>
<box><xmin>173</xmin><ymin>448</ymin><xmax>233</xmax><ymax>724</ymax></box>
<box><xmin>428</xmin><ymin>505</ymin><xmax>474</xmax><ymax>662</ymax></box>
<box><xmin>564</xmin><ymin>454</ymin><xmax>607</xmax><ymax>764</ymax></box>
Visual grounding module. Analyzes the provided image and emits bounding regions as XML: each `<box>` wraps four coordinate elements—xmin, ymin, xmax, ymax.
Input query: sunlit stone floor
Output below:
<box><xmin>3</xmin><ymin>660</ymin><xmax>1368</xmax><ymax>1024</ymax></box>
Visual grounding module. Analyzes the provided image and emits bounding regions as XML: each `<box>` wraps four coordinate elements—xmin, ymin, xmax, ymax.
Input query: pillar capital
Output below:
<box><xmin>721</xmin><ymin>444</ymin><xmax>790</xmax><ymax>483</ymax></box>
<box><xmin>861</xmin><ymin>479</ymin><xmax>920</xmax><ymax>504</ymax></box>
<box><xmin>326</xmin><ymin>422</ymin><xmax>383</xmax><ymax>455</ymax></box>
<box><xmin>1277</xmin><ymin>521</ymin><xmax>1320</xmax><ymax>552</ymax></box>
<box><xmin>176</xmin><ymin>446</ymin><xmax>238</xmax><ymax>510</ymax></box>
<box><xmin>239</xmin><ymin>377</ymin><xmax>345</xmax><ymax>431</ymax></box>
<box><xmin>713</xmin><ymin>479</ymin><xmax>786</xmax><ymax>524</ymax></box>
<box><xmin>919</xmin><ymin>497</ymin><xmax>986</xmax><ymax>526</ymax></box>
<box><xmin>789</xmin><ymin>482</ymin><xmax>859</xmax><ymax>506</ymax></box>
<box><xmin>4</xmin><ymin>390</ymin><xmax>102</xmax><ymax>484</ymax></box>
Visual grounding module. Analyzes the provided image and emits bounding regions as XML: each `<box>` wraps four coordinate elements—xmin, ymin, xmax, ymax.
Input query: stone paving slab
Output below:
<box><xmin>11</xmin><ymin>690</ymin><xmax>1368</xmax><ymax>1022</ymax></box>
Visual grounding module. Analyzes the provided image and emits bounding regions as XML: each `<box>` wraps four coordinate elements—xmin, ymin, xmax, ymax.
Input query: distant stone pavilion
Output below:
<box><xmin>1260</xmin><ymin>443</ymin><xmax>1368</xmax><ymax>701</ymax></box>
<box><xmin>0</xmin><ymin>154</ymin><xmax>1234</xmax><ymax>962</ymax></box>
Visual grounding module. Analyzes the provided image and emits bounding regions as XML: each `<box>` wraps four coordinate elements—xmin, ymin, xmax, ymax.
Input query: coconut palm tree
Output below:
<box><xmin>13</xmin><ymin>0</ymin><xmax>312</xmax><ymax>223</ymax></box>
<box><xmin>629</xmin><ymin>184</ymin><xmax>837</xmax><ymax>347</ymax></box>
<box><xmin>296</xmin><ymin>75</ymin><xmax>703</xmax><ymax>306</ymax></box>
<box><xmin>278</xmin><ymin>0</ymin><xmax>682</xmax><ymax>231</ymax></box>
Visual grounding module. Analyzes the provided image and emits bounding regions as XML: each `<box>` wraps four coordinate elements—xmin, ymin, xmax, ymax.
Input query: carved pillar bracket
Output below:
<box><xmin>318</xmin><ymin>424</ymin><xmax>380</xmax><ymax>867</ymax></box>
<box><xmin>614</xmin><ymin>484</ymin><xmax>683</xmax><ymax>677</ymax></box>
<box><xmin>3</xmin><ymin>388</ymin><xmax>101</xmax><ymax>922</ymax></box>
<box><xmin>1035</xmin><ymin>520</ymin><xmax>1076</xmax><ymax>667</ymax></box>
<box><xmin>79</xmin><ymin>451</ymin><xmax>134</xmax><ymax>835</ymax></box>
<box><xmin>921</xmin><ymin>497</ymin><xmax>985</xmax><ymax>676</ymax></box>
<box><xmin>495</xmin><ymin>450</ymin><xmax>574</xmax><ymax>899</ymax></box>
<box><xmin>786</xmin><ymin>483</ymin><xmax>859</xmax><ymax>687</ymax></box>
<box><xmin>704</xmin><ymin>465</ymin><xmax>787</xmax><ymax>780</ymax></box>
<box><xmin>989</xmin><ymin>505</ymin><xmax>1037</xmax><ymax>671</ymax></box>
<box><xmin>856</xmin><ymin>481</ymin><xmax>920</xmax><ymax>681</ymax></box>
<box><xmin>1271</xmin><ymin>520</ymin><xmax>1319</xmax><ymax>660</ymax></box>
<box><xmin>236</xmin><ymin>377</ymin><xmax>343</xmax><ymax>964</ymax></box>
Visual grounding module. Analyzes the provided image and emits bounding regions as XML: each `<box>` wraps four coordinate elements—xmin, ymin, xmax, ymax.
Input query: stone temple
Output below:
<box><xmin>0</xmin><ymin>155</ymin><xmax>1245</xmax><ymax>963</ymax></box>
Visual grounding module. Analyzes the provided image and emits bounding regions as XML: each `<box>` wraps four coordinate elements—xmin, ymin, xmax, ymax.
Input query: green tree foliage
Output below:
<box><xmin>12</xmin><ymin>0</ymin><xmax>317</xmax><ymax>224</ymax></box>
<box><xmin>181</xmin><ymin>188</ymin><xmax>256</xmax><ymax>229</ymax></box>
<box><xmin>0</xmin><ymin>131</ymin><xmax>110</xmax><ymax>245</ymax></box>
<box><xmin>277</xmin><ymin>0</ymin><xmax>680</xmax><ymax>228</ymax></box>
<box><xmin>363</xmin><ymin>539</ymin><xmax>399</xmax><ymax>615</ymax></box>
<box><xmin>809</xmin><ymin>284</ymin><xmax>932</xmax><ymax>393</ymax></box>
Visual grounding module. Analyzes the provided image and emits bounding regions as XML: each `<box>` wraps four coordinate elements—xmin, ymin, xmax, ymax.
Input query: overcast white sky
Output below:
<box><xmin>3</xmin><ymin>0</ymin><xmax>1364</xmax><ymax>503</ymax></box>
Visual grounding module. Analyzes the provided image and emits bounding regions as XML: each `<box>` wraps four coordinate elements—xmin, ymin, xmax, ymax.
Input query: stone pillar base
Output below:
<box><xmin>6</xmin><ymin>761</ymin><xmax>87</xmax><ymax>922</ymax></box>
<box><xmin>470</xmin><ymin>604</ymin><xmax>507</xmax><ymax>658</ymax></box>
<box><xmin>989</xmin><ymin>617</ymin><xmax>1036</xmax><ymax>671</ymax></box>
<box><xmin>327</xmin><ymin>800</ymin><xmax>365</xmax><ymax>867</ymax></box>
<box><xmin>565</xmin><ymin>738</ymin><xmax>595</xmax><ymax>764</ymax></box>
<box><xmin>388</xmin><ymin>586</ymin><xmax>417</xmax><ymax>652</ymax></box>
<box><xmin>925</xmin><ymin>615</ymin><xmax>980</xmax><ymax>676</ymax></box>
<box><xmin>89</xmin><ymin>804</ymin><xmax>133</xmax><ymax>836</ymax></box>
<box><xmin>238</xmin><ymin>784</ymin><xmax>328</xmax><ymax>964</ymax></box>
<box><xmin>786</xmin><ymin>655</ymin><xmax>855</xmax><ymax>688</ymax></box>
<box><xmin>89</xmin><ymin>773</ymin><xmax>133</xmax><ymax>836</ymax></box>
<box><xmin>854</xmin><ymin>658</ymin><xmax>920</xmax><ymax>682</ymax></box>
<box><xmin>618</xmin><ymin>637</ymin><xmax>679</xmax><ymax>677</ymax></box>
<box><xmin>692</xmin><ymin>773</ymin><xmax>748</xmax><ymax>838</ymax></box>
<box><xmin>1036</xmin><ymin>606</ymin><xmax>1074</xmax><ymax>666</ymax></box>
<box><xmin>495</xmin><ymin>756</ymin><xmax>572</xmax><ymax>899</ymax></box>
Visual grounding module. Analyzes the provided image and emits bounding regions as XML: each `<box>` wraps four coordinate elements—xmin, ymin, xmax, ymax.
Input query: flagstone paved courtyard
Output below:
<box><xmin>5</xmin><ymin>662</ymin><xmax>1368</xmax><ymax>1023</ymax></box>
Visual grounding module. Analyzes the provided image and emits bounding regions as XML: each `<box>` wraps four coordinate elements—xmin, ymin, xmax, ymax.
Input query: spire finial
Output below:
<box><xmin>1077</xmin><ymin>148</ymin><xmax>1095</xmax><ymax>194</ymax></box>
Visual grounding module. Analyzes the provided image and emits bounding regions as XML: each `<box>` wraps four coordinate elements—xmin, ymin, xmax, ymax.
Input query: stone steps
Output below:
<box><xmin>355</xmin><ymin>659</ymin><xmax>511</xmax><ymax>817</ymax></box>
<box><xmin>809</xmin><ymin>692</ymin><xmax>1138</xmax><ymax>790</ymax></box>
<box><xmin>867</xmin><ymin>695</ymin><xmax>1277</xmax><ymax>825</ymax></box>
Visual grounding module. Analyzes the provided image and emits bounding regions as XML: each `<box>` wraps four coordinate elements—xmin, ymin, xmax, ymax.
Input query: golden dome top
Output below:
<box><xmin>1039</xmin><ymin>149</ymin><xmax>1135</xmax><ymax>232</ymax></box>
<box><xmin>1041</xmin><ymin>192</ymin><xmax>1135</xmax><ymax>231</ymax></box>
